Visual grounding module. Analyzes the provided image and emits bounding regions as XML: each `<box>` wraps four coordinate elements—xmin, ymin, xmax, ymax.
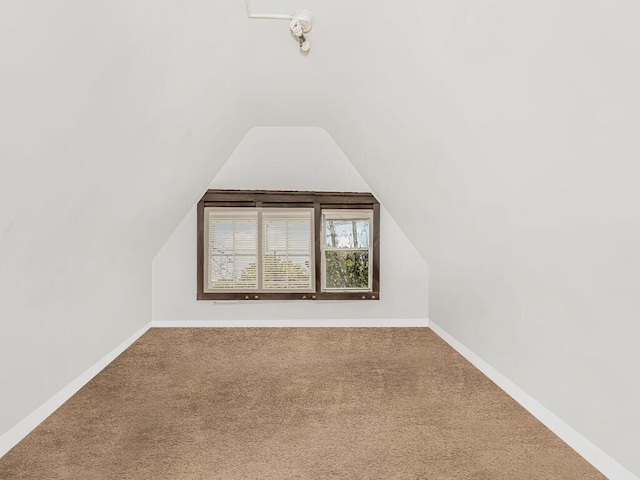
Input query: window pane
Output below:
<box><xmin>209</xmin><ymin>255</ymin><xmax>258</xmax><ymax>290</ymax></box>
<box><xmin>286</xmin><ymin>220</ymin><xmax>313</xmax><ymax>255</ymax></box>
<box><xmin>263</xmin><ymin>218</ymin><xmax>311</xmax><ymax>256</ymax></box>
<box><xmin>209</xmin><ymin>217</ymin><xmax>257</xmax><ymax>255</ymax></box>
<box><xmin>263</xmin><ymin>255</ymin><xmax>312</xmax><ymax>290</ymax></box>
<box><xmin>262</xmin><ymin>210</ymin><xmax>313</xmax><ymax>291</ymax></box>
<box><xmin>324</xmin><ymin>251</ymin><xmax>370</xmax><ymax>290</ymax></box>
<box><xmin>207</xmin><ymin>210</ymin><xmax>259</xmax><ymax>291</ymax></box>
<box><xmin>324</xmin><ymin>218</ymin><xmax>370</xmax><ymax>248</ymax></box>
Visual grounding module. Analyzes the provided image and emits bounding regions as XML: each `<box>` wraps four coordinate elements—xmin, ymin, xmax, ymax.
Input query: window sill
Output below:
<box><xmin>197</xmin><ymin>292</ymin><xmax>380</xmax><ymax>301</ymax></box>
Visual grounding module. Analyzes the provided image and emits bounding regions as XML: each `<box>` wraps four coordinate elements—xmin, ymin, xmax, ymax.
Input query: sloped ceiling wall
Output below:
<box><xmin>1</xmin><ymin>0</ymin><xmax>639</xmax><ymax>476</ymax></box>
<box><xmin>317</xmin><ymin>2</ymin><xmax>640</xmax><ymax>476</ymax></box>
<box><xmin>0</xmin><ymin>1</ymin><xmax>256</xmax><ymax>438</ymax></box>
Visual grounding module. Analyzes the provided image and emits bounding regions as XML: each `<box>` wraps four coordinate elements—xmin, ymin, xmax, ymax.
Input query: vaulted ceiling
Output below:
<box><xmin>2</xmin><ymin>0</ymin><xmax>639</xmax><ymax>476</ymax></box>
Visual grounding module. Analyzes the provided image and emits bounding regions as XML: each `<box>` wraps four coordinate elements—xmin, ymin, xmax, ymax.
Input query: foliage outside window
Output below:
<box><xmin>197</xmin><ymin>190</ymin><xmax>380</xmax><ymax>301</ymax></box>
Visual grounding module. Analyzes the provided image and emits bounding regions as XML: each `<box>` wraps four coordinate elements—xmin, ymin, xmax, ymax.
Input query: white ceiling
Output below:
<box><xmin>5</xmin><ymin>1</ymin><xmax>637</xmax><ymax>267</ymax></box>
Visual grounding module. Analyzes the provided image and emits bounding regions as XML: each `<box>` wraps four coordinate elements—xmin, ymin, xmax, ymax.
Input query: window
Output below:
<box><xmin>203</xmin><ymin>208</ymin><xmax>314</xmax><ymax>293</ymax></box>
<box><xmin>322</xmin><ymin>210</ymin><xmax>373</xmax><ymax>292</ymax></box>
<box><xmin>205</xmin><ymin>208</ymin><xmax>259</xmax><ymax>291</ymax></box>
<box><xmin>262</xmin><ymin>209</ymin><xmax>314</xmax><ymax>291</ymax></box>
<box><xmin>197</xmin><ymin>190</ymin><xmax>380</xmax><ymax>300</ymax></box>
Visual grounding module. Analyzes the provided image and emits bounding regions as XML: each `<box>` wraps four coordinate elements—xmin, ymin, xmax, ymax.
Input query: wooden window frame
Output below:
<box><xmin>197</xmin><ymin>189</ymin><xmax>380</xmax><ymax>301</ymax></box>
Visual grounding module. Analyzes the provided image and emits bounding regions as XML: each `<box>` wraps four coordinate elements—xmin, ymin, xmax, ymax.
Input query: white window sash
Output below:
<box><xmin>321</xmin><ymin>209</ymin><xmax>374</xmax><ymax>292</ymax></box>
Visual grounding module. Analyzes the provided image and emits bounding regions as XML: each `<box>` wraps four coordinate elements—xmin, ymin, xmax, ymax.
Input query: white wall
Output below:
<box><xmin>0</xmin><ymin>1</ymin><xmax>255</xmax><ymax>441</ymax></box>
<box><xmin>152</xmin><ymin>127</ymin><xmax>428</xmax><ymax>323</ymax></box>
<box><xmin>317</xmin><ymin>1</ymin><xmax>640</xmax><ymax>476</ymax></box>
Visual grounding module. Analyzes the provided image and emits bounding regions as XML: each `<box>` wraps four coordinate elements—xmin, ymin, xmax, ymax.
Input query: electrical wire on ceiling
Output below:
<box><xmin>245</xmin><ymin>0</ymin><xmax>293</xmax><ymax>20</ymax></box>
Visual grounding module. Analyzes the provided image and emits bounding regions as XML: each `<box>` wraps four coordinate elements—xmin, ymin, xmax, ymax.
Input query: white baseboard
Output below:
<box><xmin>0</xmin><ymin>323</ymin><xmax>151</xmax><ymax>459</ymax></box>
<box><xmin>151</xmin><ymin>318</ymin><xmax>429</xmax><ymax>328</ymax></box>
<box><xmin>12</xmin><ymin>319</ymin><xmax>628</xmax><ymax>478</ymax></box>
<box><xmin>429</xmin><ymin>320</ymin><xmax>638</xmax><ymax>480</ymax></box>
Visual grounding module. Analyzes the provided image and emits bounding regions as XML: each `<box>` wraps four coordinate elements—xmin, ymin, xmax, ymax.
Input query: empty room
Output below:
<box><xmin>1</xmin><ymin>1</ymin><xmax>639</xmax><ymax>479</ymax></box>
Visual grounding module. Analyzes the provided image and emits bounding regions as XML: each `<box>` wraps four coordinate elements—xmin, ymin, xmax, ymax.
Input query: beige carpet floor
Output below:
<box><xmin>0</xmin><ymin>328</ymin><xmax>604</xmax><ymax>479</ymax></box>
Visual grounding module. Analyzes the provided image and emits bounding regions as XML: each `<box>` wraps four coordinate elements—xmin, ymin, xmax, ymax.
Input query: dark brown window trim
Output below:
<box><xmin>197</xmin><ymin>189</ymin><xmax>380</xmax><ymax>301</ymax></box>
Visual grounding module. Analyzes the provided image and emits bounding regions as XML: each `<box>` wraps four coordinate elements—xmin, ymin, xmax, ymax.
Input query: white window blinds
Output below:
<box><xmin>204</xmin><ymin>208</ymin><xmax>314</xmax><ymax>293</ymax></box>
<box><xmin>262</xmin><ymin>209</ymin><xmax>314</xmax><ymax>291</ymax></box>
<box><xmin>206</xmin><ymin>209</ymin><xmax>259</xmax><ymax>291</ymax></box>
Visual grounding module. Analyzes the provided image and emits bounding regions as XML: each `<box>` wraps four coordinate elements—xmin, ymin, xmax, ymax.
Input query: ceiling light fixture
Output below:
<box><xmin>245</xmin><ymin>1</ymin><xmax>313</xmax><ymax>53</ymax></box>
<box><xmin>289</xmin><ymin>12</ymin><xmax>312</xmax><ymax>52</ymax></box>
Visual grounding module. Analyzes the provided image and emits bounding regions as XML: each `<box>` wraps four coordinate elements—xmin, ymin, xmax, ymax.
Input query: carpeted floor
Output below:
<box><xmin>0</xmin><ymin>328</ymin><xmax>604</xmax><ymax>479</ymax></box>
